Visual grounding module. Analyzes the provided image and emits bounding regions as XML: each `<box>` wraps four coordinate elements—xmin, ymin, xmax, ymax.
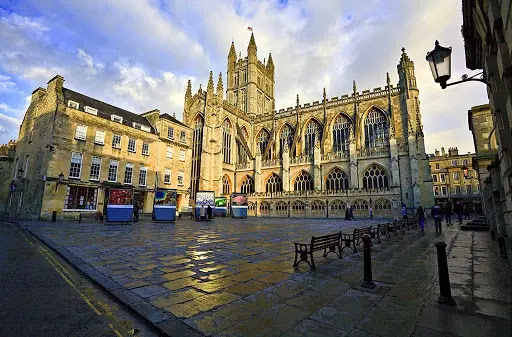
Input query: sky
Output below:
<box><xmin>0</xmin><ymin>0</ymin><xmax>488</xmax><ymax>154</ymax></box>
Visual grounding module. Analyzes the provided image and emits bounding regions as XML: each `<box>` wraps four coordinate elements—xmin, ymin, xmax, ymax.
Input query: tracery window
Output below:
<box><xmin>257</xmin><ymin>129</ymin><xmax>271</xmax><ymax>159</ymax></box>
<box><xmin>240</xmin><ymin>175</ymin><xmax>255</xmax><ymax>194</ymax></box>
<box><xmin>222</xmin><ymin>119</ymin><xmax>232</xmax><ymax>164</ymax></box>
<box><xmin>265</xmin><ymin>173</ymin><xmax>283</xmax><ymax>193</ymax></box>
<box><xmin>362</xmin><ymin>164</ymin><xmax>389</xmax><ymax>189</ymax></box>
<box><xmin>310</xmin><ymin>200</ymin><xmax>325</xmax><ymax>215</ymax></box>
<box><xmin>374</xmin><ymin>199</ymin><xmax>391</xmax><ymax>210</ymax></box>
<box><xmin>364</xmin><ymin>108</ymin><xmax>388</xmax><ymax>148</ymax></box>
<box><xmin>325</xmin><ymin>168</ymin><xmax>349</xmax><ymax>190</ymax></box>
<box><xmin>353</xmin><ymin>199</ymin><xmax>369</xmax><ymax>210</ymax></box>
<box><xmin>222</xmin><ymin>175</ymin><xmax>231</xmax><ymax>195</ymax></box>
<box><xmin>237</xmin><ymin>127</ymin><xmax>249</xmax><ymax>164</ymax></box>
<box><xmin>191</xmin><ymin>116</ymin><xmax>204</xmax><ymax>199</ymax></box>
<box><xmin>291</xmin><ymin>201</ymin><xmax>305</xmax><ymax>215</ymax></box>
<box><xmin>305</xmin><ymin>120</ymin><xmax>322</xmax><ymax>157</ymax></box>
<box><xmin>293</xmin><ymin>170</ymin><xmax>314</xmax><ymax>191</ymax></box>
<box><xmin>330</xmin><ymin>200</ymin><xmax>346</xmax><ymax>214</ymax></box>
<box><xmin>332</xmin><ymin>114</ymin><xmax>351</xmax><ymax>153</ymax></box>
<box><xmin>279</xmin><ymin>124</ymin><xmax>294</xmax><ymax>158</ymax></box>
<box><xmin>260</xmin><ymin>201</ymin><xmax>270</xmax><ymax>216</ymax></box>
<box><xmin>275</xmin><ymin>201</ymin><xmax>288</xmax><ymax>216</ymax></box>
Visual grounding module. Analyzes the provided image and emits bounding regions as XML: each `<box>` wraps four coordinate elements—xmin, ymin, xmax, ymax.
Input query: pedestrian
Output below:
<box><xmin>464</xmin><ymin>204</ymin><xmax>470</xmax><ymax>220</ymax></box>
<box><xmin>350</xmin><ymin>205</ymin><xmax>356</xmax><ymax>221</ymax></box>
<box><xmin>444</xmin><ymin>202</ymin><xmax>452</xmax><ymax>225</ymax></box>
<box><xmin>417</xmin><ymin>205</ymin><xmax>426</xmax><ymax>232</ymax></box>
<box><xmin>455</xmin><ymin>202</ymin><xmax>463</xmax><ymax>224</ymax></box>
<box><xmin>431</xmin><ymin>203</ymin><xmax>442</xmax><ymax>232</ymax></box>
<box><xmin>401</xmin><ymin>203</ymin><xmax>408</xmax><ymax>220</ymax></box>
<box><xmin>344</xmin><ymin>205</ymin><xmax>350</xmax><ymax>221</ymax></box>
<box><xmin>369</xmin><ymin>206</ymin><xmax>373</xmax><ymax>219</ymax></box>
<box><xmin>207</xmin><ymin>205</ymin><xmax>212</xmax><ymax>220</ymax></box>
<box><xmin>133</xmin><ymin>203</ymin><xmax>139</xmax><ymax>222</ymax></box>
<box><xmin>200</xmin><ymin>205</ymin><xmax>206</xmax><ymax>220</ymax></box>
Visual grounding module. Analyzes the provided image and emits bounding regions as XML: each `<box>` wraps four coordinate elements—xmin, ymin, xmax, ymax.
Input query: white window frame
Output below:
<box><xmin>180</xmin><ymin>131</ymin><xmax>186</xmax><ymax>143</ymax></box>
<box><xmin>166</xmin><ymin>146</ymin><xmax>173</xmax><ymax>159</ymax></box>
<box><xmin>69</xmin><ymin>152</ymin><xmax>83</xmax><ymax>179</ymax></box>
<box><xmin>111</xmin><ymin>114</ymin><xmax>123</xmax><ymax>123</ymax></box>
<box><xmin>441</xmin><ymin>186</ymin><xmax>447</xmax><ymax>196</ymax></box>
<box><xmin>108</xmin><ymin>160</ymin><xmax>118</xmax><ymax>182</ymax></box>
<box><xmin>453</xmin><ymin>172</ymin><xmax>460</xmax><ymax>180</ymax></box>
<box><xmin>68</xmin><ymin>100</ymin><xmax>79</xmax><ymax>109</ymax></box>
<box><xmin>177</xmin><ymin>170</ymin><xmax>184</xmax><ymax>186</ymax></box>
<box><xmin>132</xmin><ymin>122</ymin><xmax>151</xmax><ymax>132</ymax></box>
<box><xmin>94</xmin><ymin>130</ymin><xmax>105</xmax><ymax>145</ymax></box>
<box><xmin>435</xmin><ymin>163</ymin><xmax>440</xmax><ymax>170</ymax></box>
<box><xmin>433</xmin><ymin>186</ymin><xmax>439</xmax><ymax>196</ymax></box>
<box><xmin>85</xmin><ymin>106</ymin><xmax>98</xmax><ymax>115</ymax></box>
<box><xmin>440</xmin><ymin>173</ymin><xmax>446</xmax><ymax>182</ymax></box>
<box><xmin>432</xmin><ymin>174</ymin><xmax>438</xmax><ymax>183</ymax></box>
<box><xmin>112</xmin><ymin>134</ymin><xmax>122</xmax><ymax>149</ymax></box>
<box><xmin>124</xmin><ymin>163</ymin><xmax>134</xmax><ymax>185</ymax></box>
<box><xmin>142</xmin><ymin>142</ymin><xmax>149</xmax><ymax>155</ymax></box>
<box><xmin>89</xmin><ymin>156</ymin><xmax>102</xmax><ymax>181</ymax></box>
<box><xmin>167</xmin><ymin>127</ymin><xmax>174</xmax><ymax>140</ymax></box>
<box><xmin>179</xmin><ymin>149</ymin><xmax>185</xmax><ymax>161</ymax></box>
<box><xmin>139</xmin><ymin>165</ymin><xmax>147</xmax><ymax>187</ymax></box>
<box><xmin>164</xmin><ymin>169</ymin><xmax>171</xmax><ymax>184</ymax></box>
<box><xmin>75</xmin><ymin>124</ymin><xmax>87</xmax><ymax>141</ymax></box>
<box><xmin>128</xmin><ymin>138</ymin><xmax>136</xmax><ymax>153</ymax></box>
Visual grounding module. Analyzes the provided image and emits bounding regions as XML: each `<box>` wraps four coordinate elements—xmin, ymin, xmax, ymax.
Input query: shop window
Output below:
<box><xmin>64</xmin><ymin>186</ymin><xmax>97</xmax><ymax>210</ymax></box>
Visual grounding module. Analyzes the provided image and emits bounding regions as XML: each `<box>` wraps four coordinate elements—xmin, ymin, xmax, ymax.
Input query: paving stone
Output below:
<box><xmin>264</xmin><ymin>279</ymin><xmax>312</xmax><ymax>299</ymax></box>
<box><xmin>150</xmin><ymin>288</ymin><xmax>206</xmax><ymax>308</ymax></box>
<box><xmin>131</xmin><ymin>284</ymin><xmax>168</xmax><ymax>299</ymax></box>
<box><xmin>280</xmin><ymin>318</ymin><xmax>348</xmax><ymax>337</ymax></box>
<box><xmin>256</xmin><ymin>271</ymin><xmax>292</xmax><ymax>284</ymax></box>
<box><xmin>162</xmin><ymin>277</ymin><xmax>201</xmax><ymax>291</ymax></box>
<box><xmin>225</xmin><ymin>280</ymin><xmax>269</xmax><ymax>295</ymax></box>
<box><xmin>163</xmin><ymin>270</ymin><xmax>197</xmax><ymax>281</ymax></box>
<box><xmin>331</xmin><ymin>289</ymin><xmax>382</xmax><ymax>314</ymax></box>
<box><xmin>187</xmin><ymin>292</ymin><xmax>241</xmax><ymax>312</ymax></box>
<box><xmin>310</xmin><ymin>306</ymin><xmax>364</xmax><ymax>330</ymax></box>
<box><xmin>192</xmin><ymin>278</ymin><xmax>238</xmax><ymax>293</ymax></box>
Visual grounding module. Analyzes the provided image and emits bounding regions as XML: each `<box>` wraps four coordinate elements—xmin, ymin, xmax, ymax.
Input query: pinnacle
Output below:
<box><xmin>216</xmin><ymin>72</ymin><xmax>223</xmax><ymax>91</ymax></box>
<box><xmin>229</xmin><ymin>41</ymin><xmax>236</xmax><ymax>56</ymax></box>
<box><xmin>207</xmin><ymin>71</ymin><xmax>214</xmax><ymax>90</ymax></box>
<box><xmin>248</xmin><ymin>32</ymin><xmax>257</xmax><ymax>50</ymax></box>
<box><xmin>185</xmin><ymin>79</ymin><xmax>192</xmax><ymax>97</ymax></box>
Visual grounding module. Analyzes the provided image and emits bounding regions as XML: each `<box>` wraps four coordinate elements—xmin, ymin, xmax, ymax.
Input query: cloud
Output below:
<box><xmin>0</xmin><ymin>111</ymin><xmax>22</xmax><ymax>141</ymax></box>
<box><xmin>0</xmin><ymin>74</ymin><xmax>16</xmax><ymax>93</ymax></box>
<box><xmin>77</xmin><ymin>49</ymin><xmax>103</xmax><ymax>75</ymax></box>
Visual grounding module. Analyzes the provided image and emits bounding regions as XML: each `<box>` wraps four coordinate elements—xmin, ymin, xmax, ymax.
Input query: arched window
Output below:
<box><xmin>374</xmin><ymin>199</ymin><xmax>391</xmax><ymax>210</ymax></box>
<box><xmin>362</xmin><ymin>164</ymin><xmax>389</xmax><ymax>189</ymax></box>
<box><xmin>332</xmin><ymin>114</ymin><xmax>351</xmax><ymax>153</ymax></box>
<box><xmin>191</xmin><ymin>115</ymin><xmax>204</xmax><ymax>199</ymax></box>
<box><xmin>353</xmin><ymin>199</ymin><xmax>369</xmax><ymax>210</ymax></box>
<box><xmin>265</xmin><ymin>173</ymin><xmax>283</xmax><ymax>193</ymax></box>
<box><xmin>275</xmin><ymin>201</ymin><xmax>288</xmax><ymax>216</ymax></box>
<box><xmin>222</xmin><ymin>119</ymin><xmax>232</xmax><ymax>164</ymax></box>
<box><xmin>240</xmin><ymin>175</ymin><xmax>255</xmax><ymax>194</ymax></box>
<box><xmin>310</xmin><ymin>200</ymin><xmax>325</xmax><ymax>216</ymax></box>
<box><xmin>222</xmin><ymin>175</ymin><xmax>231</xmax><ymax>195</ymax></box>
<box><xmin>330</xmin><ymin>200</ymin><xmax>346</xmax><ymax>214</ymax></box>
<box><xmin>293</xmin><ymin>170</ymin><xmax>314</xmax><ymax>191</ymax></box>
<box><xmin>305</xmin><ymin>120</ymin><xmax>322</xmax><ymax>157</ymax></box>
<box><xmin>237</xmin><ymin>127</ymin><xmax>249</xmax><ymax>164</ymax></box>
<box><xmin>325</xmin><ymin>168</ymin><xmax>349</xmax><ymax>190</ymax></box>
<box><xmin>257</xmin><ymin>128</ymin><xmax>271</xmax><ymax>159</ymax></box>
<box><xmin>364</xmin><ymin>108</ymin><xmax>388</xmax><ymax>148</ymax></box>
<box><xmin>260</xmin><ymin>201</ymin><xmax>270</xmax><ymax>216</ymax></box>
<box><xmin>279</xmin><ymin>124</ymin><xmax>294</xmax><ymax>158</ymax></box>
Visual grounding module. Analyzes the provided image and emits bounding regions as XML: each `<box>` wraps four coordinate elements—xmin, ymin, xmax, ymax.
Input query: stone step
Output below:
<box><xmin>461</xmin><ymin>223</ymin><xmax>490</xmax><ymax>231</ymax></box>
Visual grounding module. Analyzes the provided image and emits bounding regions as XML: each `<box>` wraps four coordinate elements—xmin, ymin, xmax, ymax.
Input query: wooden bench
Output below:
<box><xmin>341</xmin><ymin>226</ymin><xmax>379</xmax><ymax>253</ymax></box>
<box><xmin>393</xmin><ymin>219</ymin><xmax>407</xmax><ymax>233</ymax></box>
<box><xmin>377</xmin><ymin>222</ymin><xmax>396</xmax><ymax>239</ymax></box>
<box><xmin>293</xmin><ymin>232</ymin><xmax>342</xmax><ymax>269</ymax></box>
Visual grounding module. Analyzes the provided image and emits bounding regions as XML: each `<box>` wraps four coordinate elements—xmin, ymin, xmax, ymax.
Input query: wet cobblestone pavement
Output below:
<box><xmin>23</xmin><ymin>218</ymin><xmax>512</xmax><ymax>337</ymax></box>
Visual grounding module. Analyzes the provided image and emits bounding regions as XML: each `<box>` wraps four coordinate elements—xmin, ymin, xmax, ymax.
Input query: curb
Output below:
<box><xmin>16</xmin><ymin>222</ymin><xmax>204</xmax><ymax>337</ymax></box>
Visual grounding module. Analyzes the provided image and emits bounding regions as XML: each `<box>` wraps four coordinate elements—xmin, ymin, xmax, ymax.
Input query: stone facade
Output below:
<box><xmin>0</xmin><ymin>140</ymin><xmax>16</xmax><ymax>213</ymax></box>
<box><xmin>462</xmin><ymin>0</ymin><xmax>512</xmax><ymax>261</ymax></box>
<box><xmin>428</xmin><ymin>147</ymin><xmax>482</xmax><ymax>210</ymax></box>
<box><xmin>7</xmin><ymin>76</ymin><xmax>191</xmax><ymax>220</ymax></box>
<box><xmin>184</xmin><ymin>34</ymin><xmax>434</xmax><ymax>218</ymax></box>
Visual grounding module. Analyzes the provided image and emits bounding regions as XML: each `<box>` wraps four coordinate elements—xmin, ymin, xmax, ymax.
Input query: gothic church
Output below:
<box><xmin>183</xmin><ymin>33</ymin><xmax>433</xmax><ymax>217</ymax></box>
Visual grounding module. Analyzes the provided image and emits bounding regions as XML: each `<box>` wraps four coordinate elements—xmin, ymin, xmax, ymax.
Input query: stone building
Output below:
<box><xmin>428</xmin><ymin>147</ymin><xmax>482</xmax><ymax>210</ymax></box>
<box><xmin>462</xmin><ymin>0</ymin><xmax>512</xmax><ymax>261</ymax></box>
<box><xmin>7</xmin><ymin>75</ymin><xmax>192</xmax><ymax>220</ymax></box>
<box><xmin>184</xmin><ymin>34</ymin><xmax>434</xmax><ymax>218</ymax></box>
<box><xmin>0</xmin><ymin>140</ymin><xmax>16</xmax><ymax>213</ymax></box>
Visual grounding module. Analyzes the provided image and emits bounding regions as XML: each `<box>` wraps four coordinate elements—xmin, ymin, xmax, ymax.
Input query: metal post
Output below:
<box><xmin>435</xmin><ymin>241</ymin><xmax>456</xmax><ymax>305</ymax></box>
<box><xmin>361</xmin><ymin>234</ymin><xmax>376</xmax><ymax>288</ymax></box>
<box><xmin>78</xmin><ymin>213</ymin><xmax>82</xmax><ymax>223</ymax></box>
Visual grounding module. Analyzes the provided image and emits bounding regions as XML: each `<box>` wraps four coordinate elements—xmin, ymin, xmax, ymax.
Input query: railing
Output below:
<box><xmin>262</xmin><ymin>158</ymin><xmax>282</xmax><ymax>167</ymax></box>
<box><xmin>289</xmin><ymin>156</ymin><xmax>312</xmax><ymax>165</ymax></box>
<box><xmin>236</xmin><ymin>161</ymin><xmax>252</xmax><ymax>170</ymax></box>
<box><xmin>357</xmin><ymin>146</ymin><xmax>390</xmax><ymax>158</ymax></box>
<box><xmin>247</xmin><ymin>187</ymin><xmax>396</xmax><ymax>198</ymax></box>
<box><xmin>322</xmin><ymin>151</ymin><xmax>349</xmax><ymax>161</ymax></box>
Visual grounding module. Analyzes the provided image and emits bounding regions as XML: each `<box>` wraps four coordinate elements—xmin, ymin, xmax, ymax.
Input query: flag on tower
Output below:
<box><xmin>247</xmin><ymin>26</ymin><xmax>253</xmax><ymax>31</ymax></box>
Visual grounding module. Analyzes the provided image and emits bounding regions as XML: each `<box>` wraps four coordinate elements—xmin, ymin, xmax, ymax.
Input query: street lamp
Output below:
<box><xmin>426</xmin><ymin>40</ymin><xmax>489</xmax><ymax>89</ymax></box>
<box><xmin>55</xmin><ymin>172</ymin><xmax>64</xmax><ymax>191</ymax></box>
<box><xmin>17</xmin><ymin>168</ymin><xmax>24</xmax><ymax>179</ymax></box>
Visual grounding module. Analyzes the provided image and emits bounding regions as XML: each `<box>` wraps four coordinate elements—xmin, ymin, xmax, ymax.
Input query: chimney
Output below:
<box><xmin>441</xmin><ymin>147</ymin><xmax>445</xmax><ymax>156</ymax></box>
<box><xmin>31</xmin><ymin>87</ymin><xmax>46</xmax><ymax>104</ymax></box>
<box><xmin>434</xmin><ymin>149</ymin><xmax>440</xmax><ymax>157</ymax></box>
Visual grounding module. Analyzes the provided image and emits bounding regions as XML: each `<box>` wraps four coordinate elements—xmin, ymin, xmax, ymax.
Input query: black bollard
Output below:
<box><xmin>435</xmin><ymin>241</ymin><xmax>455</xmax><ymax>305</ymax></box>
<box><xmin>52</xmin><ymin>211</ymin><xmax>57</xmax><ymax>222</ymax></box>
<box><xmin>361</xmin><ymin>234</ymin><xmax>376</xmax><ymax>289</ymax></box>
<box><xmin>78</xmin><ymin>213</ymin><xmax>82</xmax><ymax>223</ymax></box>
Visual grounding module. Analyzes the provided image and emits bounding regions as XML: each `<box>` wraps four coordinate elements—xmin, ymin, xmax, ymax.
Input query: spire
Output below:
<box><xmin>228</xmin><ymin>41</ymin><xmax>236</xmax><ymax>70</ymax></box>
<box><xmin>415</xmin><ymin>105</ymin><xmax>423</xmax><ymax>137</ymax></box>
<box><xmin>248</xmin><ymin>32</ymin><xmax>257</xmax><ymax>60</ymax></box>
<box><xmin>353</xmin><ymin>80</ymin><xmax>357</xmax><ymax>95</ymax></box>
<box><xmin>216</xmin><ymin>72</ymin><xmax>223</xmax><ymax>98</ymax></box>
<box><xmin>229</xmin><ymin>41</ymin><xmax>236</xmax><ymax>57</ymax></box>
<box><xmin>386</xmin><ymin>72</ymin><xmax>391</xmax><ymax>87</ymax></box>
<box><xmin>248</xmin><ymin>32</ymin><xmax>257</xmax><ymax>50</ymax></box>
<box><xmin>323</xmin><ymin>88</ymin><xmax>327</xmax><ymax>102</ymax></box>
<box><xmin>207</xmin><ymin>71</ymin><xmax>214</xmax><ymax>91</ymax></box>
<box><xmin>296</xmin><ymin>94</ymin><xmax>300</xmax><ymax>107</ymax></box>
<box><xmin>185</xmin><ymin>79</ymin><xmax>192</xmax><ymax>98</ymax></box>
<box><xmin>267</xmin><ymin>52</ymin><xmax>274</xmax><ymax>68</ymax></box>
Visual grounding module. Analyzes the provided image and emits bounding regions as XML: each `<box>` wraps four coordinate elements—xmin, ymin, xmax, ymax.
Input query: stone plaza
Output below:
<box><xmin>21</xmin><ymin>217</ymin><xmax>511</xmax><ymax>337</ymax></box>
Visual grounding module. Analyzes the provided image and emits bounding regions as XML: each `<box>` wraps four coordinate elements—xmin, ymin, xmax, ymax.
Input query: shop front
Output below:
<box><xmin>106</xmin><ymin>188</ymin><xmax>133</xmax><ymax>222</ymax></box>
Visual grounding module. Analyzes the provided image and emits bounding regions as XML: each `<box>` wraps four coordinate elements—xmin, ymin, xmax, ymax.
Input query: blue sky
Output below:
<box><xmin>0</xmin><ymin>0</ymin><xmax>488</xmax><ymax>153</ymax></box>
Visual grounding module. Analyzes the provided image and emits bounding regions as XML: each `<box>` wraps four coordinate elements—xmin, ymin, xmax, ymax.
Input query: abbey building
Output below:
<box><xmin>184</xmin><ymin>33</ymin><xmax>434</xmax><ymax>217</ymax></box>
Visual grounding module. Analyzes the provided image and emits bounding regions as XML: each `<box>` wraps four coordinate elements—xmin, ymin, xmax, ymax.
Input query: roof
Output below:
<box><xmin>62</xmin><ymin>88</ymin><xmax>156</xmax><ymax>133</ymax></box>
<box><xmin>160</xmin><ymin>113</ymin><xmax>188</xmax><ymax>128</ymax></box>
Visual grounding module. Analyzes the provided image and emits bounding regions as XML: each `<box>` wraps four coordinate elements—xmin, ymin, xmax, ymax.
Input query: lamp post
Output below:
<box><xmin>55</xmin><ymin>172</ymin><xmax>64</xmax><ymax>192</ymax></box>
<box><xmin>17</xmin><ymin>168</ymin><xmax>24</xmax><ymax>179</ymax></box>
<box><xmin>426</xmin><ymin>40</ymin><xmax>489</xmax><ymax>89</ymax></box>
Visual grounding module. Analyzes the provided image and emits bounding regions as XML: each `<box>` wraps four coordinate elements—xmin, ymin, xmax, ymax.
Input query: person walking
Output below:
<box><xmin>133</xmin><ymin>204</ymin><xmax>139</xmax><ymax>222</ymax></box>
<box><xmin>431</xmin><ymin>203</ymin><xmax>442</xmax><ymax>232</ymax></box>
<box><xmin>417</xmin><ymin>205</ymin><xmax>426</xmax><ymax>232</ymax></box>
<box><xmin>464</xmin><ymin>204</ymin><xmax>470</xmax><ymax>220</ymax></box>
<box><xmin>200</xmin><ymin>205</ymin><xmax>206</xmax><ymax>221</ymax></box>
<box><xmin>401</xmin><ymin>204</ymin><xmax>408</xmax><ymax>220</ymax></box>
<box><xmin>369</xmin><ymin>206</ymin><xmax>373</xmax><ymax>219</ymax></box>
<box><xmin>455</xmin><ymin>202</ymin><xmax>463</xmax><ymax>224</ymax></box>
<box><xmin>444</xmin><ymin>202</ymin><xmax>452</xmax><ymax>225</ymax></box>
<box><xmin>344</xmin><ymin>205</ymin><xmax>350</xmax><ymax>221</ymax></box>
<box><xmin>349</xmin><ymin>205</ymin><xmax>355</xmax><ymax>221</ymax></box>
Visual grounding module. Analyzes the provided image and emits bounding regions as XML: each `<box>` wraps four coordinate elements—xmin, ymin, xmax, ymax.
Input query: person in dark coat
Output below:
<box><xmin>207</xmin><ymin>205</ymin><xmax>212</xmax><ymax>219</ymax></box>
<box><xmin>417</xmin><ymin>206</ymin><xmax>426</xmax><ymax>232</ymax></box>
<box><xmin>344</xmin><ymin>206</ymin><xmax>350</xmax><ymax>221</ymax></box>
<box><xmin>349</xmin><ymin>205</ymin><xmax>355</xmax><ymax>221</ymax></box>
<box><xmin>444</xmin><ymin>202</ymin><xmax>452</xmax><ymax>225</ymax></box>
<box><xmin>133</xmin><ymin>204</ymin><xmax>139</xmax><ymax>222</ymax></box>
<box><xmin>431</xmin><ymin>203</ymin><xmax>442</xmax><ymax>232</ymax></box>
<box><xmin>454</xmin><ymin>202</ymin><xmax>463</xmax><ymax>224</ymax></box>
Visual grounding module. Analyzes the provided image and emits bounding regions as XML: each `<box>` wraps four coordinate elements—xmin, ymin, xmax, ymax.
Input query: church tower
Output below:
<box><xmin>226</xmin><ymin>33</ymin><xmax>275</xmax><ymax>115</ymax></box>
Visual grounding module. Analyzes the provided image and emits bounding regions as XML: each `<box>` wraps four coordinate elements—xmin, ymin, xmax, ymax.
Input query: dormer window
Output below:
<box><xmin>132</xmin><ymin>122</ymin><xmax>151</xmax><ymax>132</ymax></box>
<box><xmin>68</xmin><ymin>100</ymin><xmax>79</xmax><ymax>109</ymax></box>
<box><xmin>111</xmin><ymin>115</ymin><xmax>123</xmax><ymax>123</ymax></box>
<box><xmin>84</xmin><ymin>106</ymin><xmax>98</xmax><ymax>116</ymax></box>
